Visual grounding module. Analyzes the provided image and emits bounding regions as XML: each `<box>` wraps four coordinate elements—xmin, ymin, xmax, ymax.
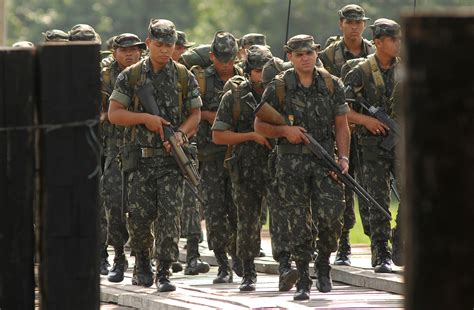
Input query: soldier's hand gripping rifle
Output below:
<box><xmin>247</xmin><ymin>94</ymin><xmax>392</xmax><ymax>221</ymax></box>
<box><xmin>345</xmin><ymin>85</ymin><xmax>400</xmax><ymax>151</ymax></box>
<box><xmin>136</xmin><ymin>83</ymin><xmax>204</xmax><ymax>204</ymax></box>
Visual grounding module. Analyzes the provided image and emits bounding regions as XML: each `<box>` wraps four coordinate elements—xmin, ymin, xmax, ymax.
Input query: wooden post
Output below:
<box><xmin>403</xmin><ymin>13</ymin><xmax>474</xmax><ymax>309</ymax></box>
<box><xmin>0</xmin><ymin>48</ymin><xmax>36</xmax><ymax>309</ymax></box>
<box><xmin>37</xmin><ymin>43</ymin><xmax>101</xmax><ymax>310</ymax></box>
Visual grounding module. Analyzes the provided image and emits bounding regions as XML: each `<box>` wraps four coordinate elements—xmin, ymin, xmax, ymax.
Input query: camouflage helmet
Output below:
<box><xmin>12</xmin><ymin>41</ymin><xmax>34</xmax><ymax>48</ymax></box>
<box><xmin>261</xmin><ymin>57</ymin><xmax>293</xmax><ymax>86</ymax></box>
<box><xmin>176</xmin><ymin>31</ymin><xmax>195</xmax><ymax>48</ymax></box>
<box><xmin>239</xmin><ymin>33</ymin><xmax>268</xmax><ymax>48</ymax></box>
<box><xmin>148</xmin><ymin>19</ymin><xmax>177</xmax><ymax>44</ymax></box>
<box><xmin>105</xmin><ymin>36</ymin><xmax>117</xmax><ymax>50</ymax></box>
<box><xmin>338</xmin><ymin>4</ymin><xmax>370</xmax><ymax>21</ymax></box>
<box><xmin>113</xmin><ymin>33</ymin><xmax>146</xmax><ymax>50</ymax></box>
<box><xmin>370</xmin><ymin>18</ymin><xmax>402</xmax><ymax>39</ymax></box>
<box><xmin>69</xmin><ymin>24</ymin><xmax>101</xmax><ymax>43</ymax></box>
<box><xmin>211</xmin><ymin>31</ymin><xmax>238</xmax><ymax>62</ymax></box>
<box><xmin>43</xmin><ymin>29</ymin><xmax>69</xmax><ymax>42</ymax></box>
<box><xmin>284</xmin><ymin>34</ymin><xmax>320</xmax><ymax>52</ymax></box>
<box><xmin>245</xmin><ymin>45</ymin><xmax>273</xmax><ymax>73</ymax></box>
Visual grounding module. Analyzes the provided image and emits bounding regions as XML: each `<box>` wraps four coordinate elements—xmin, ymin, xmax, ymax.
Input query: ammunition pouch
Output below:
<box><xmin>118</xmin><ymin>144</ymin><xmax>140</xmax><ymax>173</ymax></box>
<box><xmin>223</xmin><ymin>155</ymin><xmax>241</xmax><ymax>184</ymax></box>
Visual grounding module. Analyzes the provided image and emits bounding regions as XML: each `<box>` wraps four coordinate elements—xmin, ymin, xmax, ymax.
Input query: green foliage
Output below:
<box><xmin>6</xmin><ymin>0</ymin><xmax>474</xmax><ymax>53</ymax></box>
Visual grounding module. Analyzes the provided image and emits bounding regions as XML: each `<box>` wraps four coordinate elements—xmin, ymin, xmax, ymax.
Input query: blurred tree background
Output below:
<box><xmin>6</xmin><ymin>0</ymin><xmax>474</xmax><ymax>57</ymax></box>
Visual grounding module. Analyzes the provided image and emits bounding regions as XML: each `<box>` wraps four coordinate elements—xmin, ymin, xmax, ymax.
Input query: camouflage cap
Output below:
<box><xmin>69</xmin><ymin>24</ymin><xmax>101</xmax><ymax>42</ymax></box>
<box><xmin>338</xmin><ymin>4</ymin><xmax>370</xmax><ymax>21</ymax></box>
<box><xmin>176</xmin><ymin>31</ymin><xmax>195</xmax><ymax>48</ymax></box>
<box><xmin>43</xmin><ymin>29</ymin><xmax>69</xmax><ymax>42</ymax></box>
<box><xmin>211</xmin><ymin>31</ymin><xmax>238</xmax><ymax>62</ymax></box>
<box><xmin>284</xmin><ymin>34</ymin><xmax>320</xmax><ymax>52</ymax></box>
<box><xmin>246</xmin><ymin>45</ymin><xmax>273</xmax><ymax>70</ymax></box>
<box><xmin>370</xmin><ymin>18</ymin><xmax>402</xmax><ymax>39</ymax></box>
<box><xmin>113</xmin><ymin>33</ymin><xmax>146</xmax><ymax>50</ymax></box>
<box><xmin>106</xmin><ymin>36</ymin><xmax>117</xmax><ymax>50</ymax></box>
<box><xmin>12</xmin><ymin>41</ymin><xmax>34</xmax><ymax>48</ymax></box>
<box><xmin>240</xmin><ymin>33</ymin><xmax>268</xmax><ymax>48</ymax></box>
<box><xmin>148</xmin><ymin>19</ymin><xmax>177</xmax><ymax>44</ymax></box>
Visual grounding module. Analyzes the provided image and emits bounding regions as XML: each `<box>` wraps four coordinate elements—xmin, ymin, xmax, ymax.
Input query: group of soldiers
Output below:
<box><xmin>16</xmin><ymin>3</ymin><xmax>404</xmax><ymax>302</ymax></box>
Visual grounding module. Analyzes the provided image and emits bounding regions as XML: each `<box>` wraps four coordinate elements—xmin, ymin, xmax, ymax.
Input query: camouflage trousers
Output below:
<box><xmin>180</xmin><ymin>185</ymin><xmax>202</xmax><ymax>238</ymax></box>
<box><xmin>275</xmin><ymin>153</ymin><xmax>345</xmax><ymax>262</ymax></box>
<box><xmin>200</xmin><ymin>158</ymin><xmax>237</xmax><ymax>256</ymax></box>
<box><xmin>100</xmin><ymin>148</ymin><xmax>129</xmax><ymax>248</ymax></box>
<box><xmin>126</xmin><ymin>156</ymin><xmax>184</xmax><ymax>262</ymax></box>
<box><xmin>231</xmin><ymin>156</ymin><xmax>267</xmax><ymax>260</ymax></box>
<box><xmin>359</xmin><ymin>138</ymin><xmax>395</xmax><ymax>242</ymax></box>
<box><xmin>267</xmin><ymin>152</ymin><xmax>291</xmax><ymax>261</ymax></box>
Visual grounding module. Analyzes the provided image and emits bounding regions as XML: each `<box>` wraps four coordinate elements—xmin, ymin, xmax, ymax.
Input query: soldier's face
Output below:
<box><xmin>288</xmin><ymin>50</ymin><xmax>317</xmax><ymax>74</ymax></box>
<box><xmin>172</xmin><ymin>44</ymin><xmax>187</xmax><ymax>61</ymax></box>
<box><xmin>210</xmin><ymin>53</ymin><xmax>235</xmax><ymax>76</ymax></box>
<box><xmin>376</xmin><ymin>36</ymin><xmax>401</xmax><ymax>58</ymax></box>
<box><xmin>339</xmin><ymin>19</ymin><xmax>366</xmax><ymax>40</ymax></box>
<box><xmin>113</xmin><ymin>46</ymin><xmax>142</xmax><ymax>69</ymax></box>
<box><xmin>146</xmin><ymin>38</ymin><xmax>175</xmax><ymax>65</ymax></box>
<box><xmin>249</xmin><ymin>68</ymin><xmax>264</xmax><ymax>93</ymax></box>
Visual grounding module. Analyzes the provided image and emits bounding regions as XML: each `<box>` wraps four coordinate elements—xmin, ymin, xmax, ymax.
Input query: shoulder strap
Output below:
<box><xmin>174</xmin><ymin>61</ymin><xmax>189</xmax><ymax>118</ymax></box>
<box><xmin>365</xmin><ymin>54</ymin><xmax>385</xmax><ymax>99</ymax></box>
<box><xmin>275</xmin><ymin>75</ymin><xmax>286</xmax><ymax>111</ymax></box>
<box><xmin>316</xmin><ymin>67</ymin><xmax>335</xmax><ymax>96</ymax></box>
<box><xmin>128</xmin><ymin>60</ymin><xmax>145</xmax><ymax>89</ymax></box>
<box><xmin>191</xmin><ymin>65</ymin><xmax>206</xmax><ymax>97</ymax></box>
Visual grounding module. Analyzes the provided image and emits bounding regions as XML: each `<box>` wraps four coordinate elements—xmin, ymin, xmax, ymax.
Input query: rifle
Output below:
<box><xmin>390</xmin><ymin>172</ymin><xmax>401</xmax><ymax>202</ymax></box>
<box><xmin>136</xmin><ymin>83</ymin><xmax>204</xmax><ymax>204</ymax></box>
<box><xmin>248</xmin><ymin>94</ymin><xmax>392</xmax><ymax>221</ymax></box>
<box><xmin>345</xmin><ymin>85</ymin><xmax>401</xmax><ymax>151</ymax></box>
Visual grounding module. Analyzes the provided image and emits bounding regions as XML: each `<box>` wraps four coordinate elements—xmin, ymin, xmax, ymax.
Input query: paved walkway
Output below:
<box><xmin>100</xmin><ymin>236</ymin><xmax>405</xmax><ymax>309</ymax></box>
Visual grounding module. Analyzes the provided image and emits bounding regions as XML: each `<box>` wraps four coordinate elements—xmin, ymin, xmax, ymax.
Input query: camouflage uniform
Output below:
<box><xmin>318</xmin><ymin>4</ymin><xmax>375</xmax><ymax>265</ymax></box>
<box><xmin>260</xmin><ymin>35</ymin><xmax>349</xmax><ymax>299</ymax></box>
<box><xmin>110</xmin><ymin>19</ymin><xmax>202</xmax><ymax>289</ymax></box>
<box><xmin>191</xmin><ymin>32</ymin><xmax>242</xmax><ymax>283</ymax></box>
<box><xmin>344</xmin><ymin>18</ymin><xmax>403</xmax><ymax>273</ymax></box>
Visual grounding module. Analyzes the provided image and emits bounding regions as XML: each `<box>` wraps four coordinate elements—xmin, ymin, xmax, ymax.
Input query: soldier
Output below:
<box><xmin>100</xmin><ymin>33</ymin><xmax>146</xmax><ymax>282</ymax></box>
<box><xmin>42</xmin><ymin>29</ymin><xmax>69</xmax><ymax>42</ymax></box>
<box><xmin>237</xmin><ymin>33</ymin><xmax>268</xmax><ymax>61</ymax></box>
<box><xmin>108</xmin><ymin>19</ymin><xmax>202</xmax><ymax>291</ymax></box>
<box><xmin>172</xmin><ymin>31</ymin><xmax>195</xmax><ymax>61</ymax></box>
<box><xmin>318</xmin><ymin>4</ymin><xmax>375</xmax><ymax>266</ymax></box>
<box><xmin>190</xmin><ymin>31</ymin><xmax>242</xmax><ymax>284</ymax></box>
<box><xmin>255</xmin><ymin>35</ymin><xmax>350</xmax><ymax>300</ymax></box>
<box><xmin>344</xmin><ymin>18</ymin><xmax>403</xmax><ymax>273</ymax></box>
<box><xmin>212</xmin><ymin>45</ymin><xmax>278</xmax><ymax>291</ymax></box>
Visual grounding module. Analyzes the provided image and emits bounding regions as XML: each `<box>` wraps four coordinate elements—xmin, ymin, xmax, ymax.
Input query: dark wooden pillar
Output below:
<box><xmin>37</xmin><ymin>43</ymin><xmax>101</xmax><ymax>310</ymax></box>
<box><xmin>403</xmin><ymin>14</ymin><xmax>474</xmax><ymax>309</ymax></box>
<box><xmin>0</xmin><ymin>48</ymin><xmax>36</xmax><ymax>310</ymax></box>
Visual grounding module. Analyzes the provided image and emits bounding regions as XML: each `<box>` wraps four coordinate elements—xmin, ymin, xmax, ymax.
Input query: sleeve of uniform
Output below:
<box><xmin>211</xmin><ymin>90</ymin><xmax>233</xmax><ymax>131</ymax></box>
<box><xmin>260</xmin><ymin>81</ymin><xmax>280</xmax><ymax>111</ymax></box>
<box><xmin>109</xmin><ymin>69</ymin><xmax>133</xmax><ymax>108</ymax></box>
<box><xmin>184</xmin><ymin>70</ymin><xmax>203</xmax><ymax>113</ymax></box>
<box><xmin>332</xmin><ymin>77</ymin><xmax>350</xmax><ymax>116</ymax></box>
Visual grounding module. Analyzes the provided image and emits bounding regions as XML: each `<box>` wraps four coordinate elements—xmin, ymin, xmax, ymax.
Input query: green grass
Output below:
<box><xmin>261</xmin><ymin>195</ymin><xmax>400</xmax><ymax>245</ymax></box>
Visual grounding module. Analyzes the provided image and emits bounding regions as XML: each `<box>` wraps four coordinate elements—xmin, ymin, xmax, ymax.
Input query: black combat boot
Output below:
<box><xmin>213</xmin><ymin>251</ymin><xmax>233</xmax><ymax>284</ymax></box>
<box><xmin>374</xmin><ymin>241</ymin><xmax>392</xmax><ymax>273</ymax></box>
<box><xmin>293</xmin><ymin>261</ymin><xmax>312</xmax><ymax>301</ymax></box>
<box><xmin>231</xmin><ymin>255</ymin><xmax>243</xmax><ymax>277</ymax></box>
<box><xmin>391</xmin><ymin>227</ymin><xmax>404</xmax><ymax>266</ymax></box>
<box><xmin>131</xmin><ymin>250</ymin><xmax>154</xmax><ymax>287</ymax></box>
<box><xmin>156</xmin><ymin>260</ymin><xmax>176</xmax><ymax>292</ymax></box>
<box><xmin>278</xmin><ymin>252</ymin><xmax>298</xmax><ymax>291</ymax></box>
<box><xmin>171</xmin><ymin>261</ymin><xmax>183</xmax><ymax>273</ymax></box>
<box><xmin>184</xmin><ymin>235</ymin><xmax>210</xmax><ymax>275</ymax></box>
<box><xmin>239</xmin><ymin>259</ymin><xmax>257</xmax><ymax>292</ymax></box>
<box><xmin>100</xmin><ymin>247</ymin><xmax>110</xmax><ymax>275</ymax></box>
<box><xmin>108</xmin><ymin>247</ymin><xmax>128</xmax><ymax>283</ymax></box>
<box><xmin>315</xmin><ymin>252</ymin><xmax>333</xmax><ymax>293</ymax></box>
<box><xmin>334</xmin><ymin>230</ymin><xmax>351</xmax><ymax>266</ymax></box>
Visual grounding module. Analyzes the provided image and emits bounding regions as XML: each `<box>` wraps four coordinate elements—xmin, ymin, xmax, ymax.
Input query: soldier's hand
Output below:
<box><xmin>338</xmin><ymin>157</ymin><xmax>350</xmax><ymax>174</ymax></box>
<box><xmin>365</xmin><ymin>117</ymin><xmax>389</xmax><ymax>136</ymax></box>
<box><xmin>284</xmin><ymin>126</ymin><xmax>309</xmax><ymax>144</ymax></box>
<box><xmin>144</xmin><ymin>114</ymin><xmax>170</xmax><ymax>141</ymax></box>
<box><xmin>252</xmin><ymin>132</ymin><xmax>272</xmax><ymax>149</ymax></box>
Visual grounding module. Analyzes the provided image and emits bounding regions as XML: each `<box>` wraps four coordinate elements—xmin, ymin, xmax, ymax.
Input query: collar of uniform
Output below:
<box><xmin>374</xmin><ymin>54</ymin><xmax>398</xmax><ymax>71</ymax></box>
<box><xmin>340</xmin><ymin>38</ymin><xmax>370</xmax><ymax>59</ymax></box>
<box><xmin>292</xmin><ymin>67</ymin><xmax>319</xmax><ymax>89</ymax></box>
<box><xmin>143</xmin><ymin>57</ymin><xmax>174</xmax><ymax>77</ymax></box>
